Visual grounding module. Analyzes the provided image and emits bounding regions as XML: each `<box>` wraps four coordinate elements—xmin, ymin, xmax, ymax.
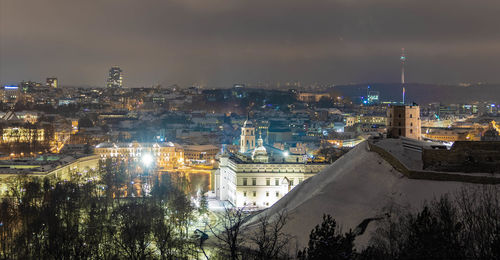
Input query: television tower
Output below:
<box><xmin>400</xmin><ymin>48</ymin><xmax>406</xmax><ymax>104</ymax></box>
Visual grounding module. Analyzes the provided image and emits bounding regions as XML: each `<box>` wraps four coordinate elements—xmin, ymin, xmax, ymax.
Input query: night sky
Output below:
<box><xmin>1</xmin><ymin>0</ymin><xmax>500</xmax><ymax>87</ymax></box>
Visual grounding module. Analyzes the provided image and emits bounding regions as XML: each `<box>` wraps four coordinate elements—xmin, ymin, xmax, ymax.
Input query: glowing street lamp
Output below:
<box><xmin>142</xmin><ymin>153</ymin><xmax>154</xmax><ymax>167</ymax></box>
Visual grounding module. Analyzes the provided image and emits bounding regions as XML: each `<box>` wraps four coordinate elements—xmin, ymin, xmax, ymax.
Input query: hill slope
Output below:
<box><xmin>245</xmin><ymin>141</ymin><xmax>475</xmax><ymax>249</ymax></box>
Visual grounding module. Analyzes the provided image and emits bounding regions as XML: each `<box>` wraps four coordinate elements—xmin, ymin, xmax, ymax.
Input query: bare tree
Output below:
<box><xmin>208</xmin><ymin>206</ymin><xmax>248</xmax><ymax>260</ymax></box>
<box><xmin>454</xmin><ymin>185</ymin><xmax>500</xmax><ymax>259</ymax></box>
<box><xmin>249</xmin><ymin>209</ymin><xmax>292</xmax><ymax>260</ymax></box>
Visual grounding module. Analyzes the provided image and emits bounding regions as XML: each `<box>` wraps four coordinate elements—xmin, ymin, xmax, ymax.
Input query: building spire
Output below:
<box><xmin>400</xmin><ymin>48</ymin><xmax>406</xmax><ymax>104</ymax></box>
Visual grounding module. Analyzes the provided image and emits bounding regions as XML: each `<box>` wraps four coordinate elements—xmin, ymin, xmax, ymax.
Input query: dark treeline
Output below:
<box><xmin>0</xmin><ymin>159</ymin><xmax>208</xmax><ymax>259</ymax></box>
<box><xmin>298</xmin><ymin>186</ymin><xmax>500</xmax><ymax>260</ymax></box>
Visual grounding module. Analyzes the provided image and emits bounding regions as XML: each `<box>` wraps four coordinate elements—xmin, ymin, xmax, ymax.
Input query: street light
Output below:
<box><xmin>142</xmin><ymin>153</ymin><xmax>153</xmax><ymax>167</ymax></box>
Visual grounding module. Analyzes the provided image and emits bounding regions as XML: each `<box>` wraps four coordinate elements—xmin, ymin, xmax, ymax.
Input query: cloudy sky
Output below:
<box><xmin>1</xmin><ymin>0</ymin><xmax>500</xmax><ymax>87</ymax></box>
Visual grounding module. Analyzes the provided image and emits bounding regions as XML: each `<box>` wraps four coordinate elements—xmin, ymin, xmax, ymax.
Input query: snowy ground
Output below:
<box><xmin>243</xmin><ymin>141</ymin><xmax>485</xmax><ymax>251</ymax></box>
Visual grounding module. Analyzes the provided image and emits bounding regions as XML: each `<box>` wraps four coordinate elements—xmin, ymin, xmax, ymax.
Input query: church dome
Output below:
<box><xmin>253</xmin><ymin>145</ymin><xmax>267</xmax><ymax>155</ymax></box>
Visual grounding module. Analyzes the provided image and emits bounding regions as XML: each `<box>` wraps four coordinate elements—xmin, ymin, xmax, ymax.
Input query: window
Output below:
<box><xmin>266</xmin><ymin>178</ymin><xmax>270</xmax><ymax>186</ymax></box>
<box><xmin>243</xmin><ymin>192</ymin><xmax>247</xmax><ymax>197</ymax></box>
<box><xmin>410</xmin><ymin>129</ymin><xmax>413</xmax><ymax>133</ymax></box>
<box><xmin>252</xmin><ymin>178</ymin><xmax>256</xmax><ymax>186</ymax></box>
<box><xmin>266</xmin><ymin>192</ymin><xmax>269</xmax><ymax>197</ymax></box>
<box><xmin>275</xmin><ymin>178</ymin><xmax>279</xmax><ymax>186</ymax></box>
<box><xmin>398</xmin><ymin>114</ymin><xmax>401</xmax><ymax>118</ymax></box>
<box><xmin>253</xmin><ymin>202</ymin><xmax>256</xmax><ymax>206</ymax></box>
<box><xmin>243</xmin><ymin>178</ymin><xmax>247</xmax><ymax>186</ymax></box>
<box><xmin>410</xmin><ymin>122</ymin><xmax>413</xmax><ymax>126</ymax></box>
<box><xmin>276</xmin><ymin>191</ymin><xmax>279</xmax><ymax>197</ymax></box>
<box><xmin>290</xmin><ymin>179</ymin><xmax>294</xmax><ymax>186</ymax></box>
<box><xmin>410</xmin><ymin>114</ymin><xmax>413</xmax><ymax>118</ymax></box>
<box><xmin>299</xmin><ymin>178</ymin><xmax>303</xmax><ymax>184</ymax></box>
<box><xmin>253</xmin><ymin>191</ymin><xmax>256</xmax><ymax>197</ymax></box>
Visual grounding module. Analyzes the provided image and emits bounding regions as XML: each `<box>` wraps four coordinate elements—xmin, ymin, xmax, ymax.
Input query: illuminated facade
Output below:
<box><xmin>0</xmin><ymin>124</ymin><xmax>45</xmax><ymax>143</ymax></box>
<box><xmin>215</xmin><ymin>124</ymin><xmax>328</xmax><ymax>209</ymax></box>
<box><xmin>240</xmin><ymin>120</ymin><xmax>255</xmax><ymax>153</ymax></box>
<box><xmin>2</xmin><ymin>85</ymin><xmax>19</xmax><ymax>104</ymax></box>
<box><xmin>0</xmin><ymin>154</ymin><xmax>100</xmax><ymax>197</ymax></box>
<box><xmin>46</xmin><ymin>77</ymin><xmax>58</xmax><ymax>88</ymax></box>
<box><xmin>106</xmin><ymin>66</ymin><xmax>123</xmax><ymax>88</ymax></box>
<box><xmin>387</xmin><ymin>105</ymin><xmax>421</xmax><ymax>140</ymax></box>
<box><xmin>95</xmin><ymin>141</ymin><xmax>184</xmax><ymax>169</ymax></box>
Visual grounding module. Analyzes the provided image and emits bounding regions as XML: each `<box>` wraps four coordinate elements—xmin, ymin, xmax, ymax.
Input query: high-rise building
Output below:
<box><xmin>387</xmin><ymin>104</ymin><xmax>421</xmax><ymax>140</ymax></box>
<box><xmin>46</xmin><ymin>77</ymin><xmax>58</xmax><ymax>88</ymax></box>
<box><xmin>106</xmin><ymin>67</ymin><xmax>123</xmax><ymax>88</ymax></box>
<box><xmin>2</xmin><ymin>85</ymin><xmax>19</xmax><ymax>104</ymax></box>
<box><xmin>367</xmin><ymin>91</ymin><xmax>380</xmax><ymax>104</ymax></box>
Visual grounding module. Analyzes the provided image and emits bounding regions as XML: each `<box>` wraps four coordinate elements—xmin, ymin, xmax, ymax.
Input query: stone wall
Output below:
<box><xmin>368</xmin><ymin>141</ymin><xmax>500</xmax><ymax>184</ymax></box>
<box><xmin>422</xmin><ymin>141</ymin><xmax>500</xmax><ymax>173</ymax></box>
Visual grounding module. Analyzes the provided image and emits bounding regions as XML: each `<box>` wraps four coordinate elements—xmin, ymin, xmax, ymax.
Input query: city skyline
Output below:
<box><xmin>2</xmin><ymin>0</ymin><xmax>500</xmax><ymax>87</ymax></box>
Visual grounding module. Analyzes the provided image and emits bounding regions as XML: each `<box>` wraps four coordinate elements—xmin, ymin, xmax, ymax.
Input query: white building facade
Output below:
<box><xmin>215</xmin><ymin>121</ymin><xmax>328</xmax><ymax>209</ymax></box>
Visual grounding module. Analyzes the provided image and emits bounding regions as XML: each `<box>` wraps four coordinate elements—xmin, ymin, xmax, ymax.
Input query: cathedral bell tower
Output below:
<box><xmin>240</xmin><ymin>119</ymin><xmax>255</xmax><ymax>153</ymax></box>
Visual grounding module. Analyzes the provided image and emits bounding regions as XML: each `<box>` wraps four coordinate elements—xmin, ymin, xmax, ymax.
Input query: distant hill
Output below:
<box><xmin>331</xmin><ymin>83</ymin><xmax>500</xmax><ymax>104</ymax></box>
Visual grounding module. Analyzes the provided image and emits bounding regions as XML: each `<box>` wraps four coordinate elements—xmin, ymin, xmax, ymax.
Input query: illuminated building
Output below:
<box><xmin>2</xmin><ymin>85</ymin><xmax>19</xmax><ymax>104</ymax></box>
<box><xmin>106</xmin><ymin>66</ymin><xmax>123</xmax><ymax>88</ymax></box>
<box><xmin>1</xmin><ymin>127</ymin><xmax>45</xmax><ymax>143</ymax></box>
<box><xmin>0</xmin><ymin>154</ymin><xmax>99</xmax><ymax>197</ymax></box>
<box><xmin>240</xmin><ymin>119</ymin><xmax>255</xmax><ymax>153</ymax></box>
<box><xmin>297</xmin><ymin>92</ymin><xmax>330</xmax><ymax>103</ymax></box>
<box><xmin>422</xmin><ymin>128</ymin><xmax>481</xmax><ymax>142</ymax></box>
<box><xmin>345</xmin><ymin>115</ymin><xmax>386</xmax><ymax>127</ymax></box>
<box><xmin>184</xmin><ymin>145</ymin><xmax>219</xmax><ymax>164</ymax></box>
<box><xmin>387</xmin><ymin>104</ymin><xmax>421</xmax><ymax>140</ymax></box>
<box><xmin>215</xmin><ymin>125</ymin><xmax>328</xmax><ymax>209</ymax></box>
<box><xmin>46</xmin><ymin>77</ymin><xmax>58</xmax><ymax>88</ymax></box>
<box><xmin>95</xmin><ymin>141</ymin><xmax>184</xmax><ymax>169</ymax></box>
<box><xmin>367</xmin><ymin>91</ymin><xmax>380</xmax><ymax>104</ymax></box>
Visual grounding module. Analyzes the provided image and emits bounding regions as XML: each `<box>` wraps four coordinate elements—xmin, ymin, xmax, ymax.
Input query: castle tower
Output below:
<box><xmin>240</xmin><ymin>119</ymin><xmax>255</xmax><ymax>153</ymax></box>
<box><xmin>387</xmin><ymin>104</ymin><xmax>421</xmax><ymax>140</ymax></box>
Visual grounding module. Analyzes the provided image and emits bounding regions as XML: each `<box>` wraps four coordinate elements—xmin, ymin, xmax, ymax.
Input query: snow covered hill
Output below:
<box><xmin>244</xmin><ymin>141</ymin><xmax>479</xmax><ymax>250</ymax></box>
